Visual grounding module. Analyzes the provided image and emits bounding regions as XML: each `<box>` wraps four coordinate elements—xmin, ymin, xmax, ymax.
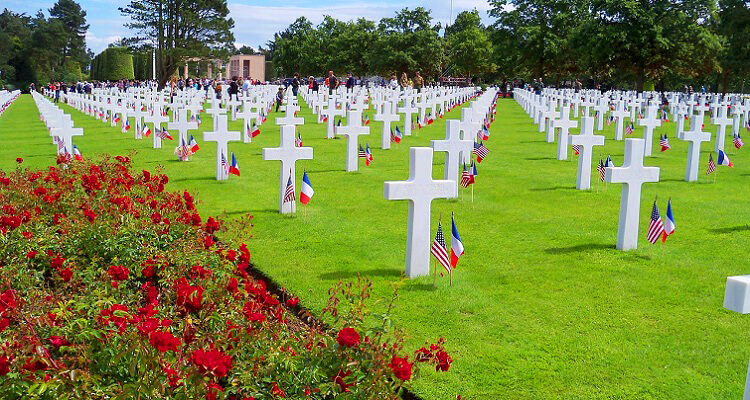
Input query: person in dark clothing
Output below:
<box><xmin>310</xmin><ymin>76</ymin><xmax>319</xmax><ymax>92</ymax></box>
<box><xmin>291</xmin><ymin>73</ymin><xmax>300</xmax><ymax>97</ymax></box>
<box><xmin>327</xmin><ymin>70</ymin><xmax>338</xmax><ymax>95</ymax></box>
<box><xmin>275</xmin><ymin>87</ymin><xmax>284</xmax><ymax>112</ymax></box>
<box><xmin>229</xmin><ymin>77</ymin><xmax>239</xmax><ymax>100</ymax></box>
<box><xmin>345</xmin><ymin>72</ymin><xmax>355</xmax><ymax>90</ymax></box>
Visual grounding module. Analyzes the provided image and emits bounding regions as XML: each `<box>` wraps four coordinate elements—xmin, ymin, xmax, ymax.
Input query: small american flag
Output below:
<box><xmin>460</xmin><ymin>164</ymin><xmax>472</xmax><ymax>188</ymax></box>
<box><xmin>707</xmin><ymin>153</ymin><xmax>716</xmax><ymax>175</ymax></box>
<box><xmin>646</xmin><ymin>201</ymin><xmax>665</xmax><ymax>244</ymax></box>
<box><xmin>625</xmin><ymin>122</ymin><xmax>634</xmax><ymax>135</ymax></box>
<box><xmin>157</xmin><ymin>127</ymin><xmax>173</xmax><ymax>140</ymax></box>
<box><xmin>295</xmin><ymin>132</ymin><xmax>303</xmax><ymax>147</ymax></box>
<box><xmin>431</xmin><ymin>222</ymin><xmax>451</xmax><ymax>273</ymax></box>
<box><xmin>734</xmin><ymin>134</ymin><xmax>744</xmax><ymax>149</ymax></box>
<box><xmin>54</xmin><ymin>136</ymin><xmax>65</xmax><ymax>150</ymax></box>
<box><xmin>571</xmin><ymin>144</ymin><xmax>581</xmax><ymax>155</ymax></box>
<box><xmin>597</xmin><ymin>157</ymin><xmax>606</xmax><ymax>182</ymax></box>
<box><xmin>283</xmin><ymin>173</ymin><xmax>295</xmax><ymax>204</ymax></box>
<box><xmin>660</xmin><ymin>135</ymin><xmax>671</xmax><ymax>151</ymax></box>
<box><xmin>473</xmin><ymin>142</ymin><xmax>489</xmax><ymax>163</ymax></box>
<box><xmin>606</xmin><ymin>115</ymin><xmax>614</xmax><ymax>126</ymax></box>
<box><xmin>221</xmin><ymin>152</ymin><xmax>229</xmax><ymax>175</ymax></box>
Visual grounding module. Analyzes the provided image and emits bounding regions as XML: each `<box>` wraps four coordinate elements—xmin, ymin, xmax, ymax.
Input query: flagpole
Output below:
<box><xmin>471</xmin><ymin>184</ymin><xmax>474</xmax><ymax>203</ymax></box>
<box><xmin>449</xmin><ymin>268</ymin><xmax>453</xmax><ymax>287</ymax></box>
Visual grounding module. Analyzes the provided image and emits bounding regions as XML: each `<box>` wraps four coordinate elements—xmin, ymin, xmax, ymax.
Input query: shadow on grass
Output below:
<box><xmin>307</xmin><ymin>169</ymin><xmax>344</xmax><ymax>174</ymax></box>
<box><xmin>545</xmin><ymin>243</ymin><xmax>615</xmax><ymax>254</ymax></box>
<box><xmin>318</xmin><ymin>268</ymin><xmax>403</xmax><ymax>280</ymax></box>
<box><xmin>524</xmin><ymin>157</ymin><xmax>556</xmax><ymax>161</ymax></box>
<box><xmin>519</xmin><ymin>140</ymin><xmax>544</xmax><ymax>144</ymax></box>
<box><xmin>709</xmin><ymin>225</ymin><xmax>750</xmax><ymax>234</ymax></box>
<box><xmin>661</xmin><ymin>178</ymin><xmax>687</xmax><ymax>183</ymax></box>
<box><xmin>403</xmin><ymin>283</ymin><xmax>438</xmax><ymax>292</ymax></box>
<box><xmin>529</xmin><ymin>186</ymin><xmax>575</xmax><ymax>192</ymax></box>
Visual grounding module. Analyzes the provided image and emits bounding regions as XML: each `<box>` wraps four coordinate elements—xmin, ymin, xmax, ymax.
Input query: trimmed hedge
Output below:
<box><xmin>90</xmin><ymin>47</ymin><xmax>134</xmax><ymax>81</ymax></box>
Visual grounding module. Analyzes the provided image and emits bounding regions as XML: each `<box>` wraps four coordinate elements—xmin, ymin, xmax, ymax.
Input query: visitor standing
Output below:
<box><xmin>291</xmin><ymin>73</ymin><xmax>300</xmax><ymax>97</ymax></box>
<box><xmin>327</xmin><ymin>71</ymin><xmax>338</xmax><ymax>95</ymax></box>
<box><xmin>414</xmin><ymin>71</ymin><xmax>424</xmax><ymax>92</ymax></box>
<box><xmin>275</xmin><ymin>87</ymin><xmax>284</xmax><ymax>112</ymax></box>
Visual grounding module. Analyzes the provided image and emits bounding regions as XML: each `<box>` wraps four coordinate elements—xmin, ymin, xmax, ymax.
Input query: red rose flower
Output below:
<box><xmin>435</xmin><ymin>350</ymin><xmax>453</xmax><ymax>372</ymax></box>
<box><xmin>16</xmin><ymin>158</ymin><xmax>23</xmax><ymax>163</ymax></box>
<box><xmin>285</xmin><ymin>297</ymin><xmax>299</xmax><ymax>307</ymax></box>
<box><xmin>189</xmin><ymin>348</ymin><xmax>232</xmax><ymax>378</ymax></box>
<box><xmin>0</xmin><ymin>317</ymin><xmax>9</xmax><ymax>332</ymax></box>
<box><xmin>332</xmin><ymin>369</ymin><xmax>353</xmax><ymax>392</ymax></box>
<box><xmin>47</xmin><ymin>336</ymin><xmax>69</xmax><ymax>348</ymax></box>
<box><xmin>270</xmin><ymin>382</ymin><xmax>285</xmax><ymax>398</ymax></box>
<box><xmin>22</xmin><ymin>231</ymin><xmax>32</xmax><ymax>239</ymax></box>
<box><xmin>176</xmin><ymin>278</ymin><xmax>204</xmax><ymax>312</ymax></box>
<box><xmin>0</xmin><ymin>356</ymin><xmax>10</xmax><ymax>376</ymax></box>
<box><xmin>59</xmin><ymin>268</ymin><xmax>72</xmax><ymax>282</ymax></box>
<box><xmin>50</xmin><ymin>257</ymin><xmax>65</xmax><ymax>270</ymax></box>
<box><xmin>108</xmin><ymin>265</ymin><xmax>130</xmax><ymax>281</ymax></box>
<box><xmin>336</xmin><ymin>328</ymin><xmax>361</xmax><ymax>348</ymax></box>
<box><xmin>389</xmin><ymin>356</ymin><xmax>413</xmax><ymax>381</ymax></box>
<box><xmin>26</xmin><ymin>250</ymin><xmax>37</xmax><ymax>259</ymax></box>
<box><xmin>149</xmin><ymin>331</ymin><xmax>181</xmax><ymax>352</ymax></box>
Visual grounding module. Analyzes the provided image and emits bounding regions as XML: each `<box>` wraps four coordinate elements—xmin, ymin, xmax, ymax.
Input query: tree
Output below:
<box><xmin>49</xmin><ymin>0</ymin><xmax>89</xmax><ymax>68</ymax></box>
<box><xmin>119</xmin><ymin>0</ymin><xmax>234</xmax><ymax>88</ymax></box>
<box><xmin>446</xmin><ymin>10</ymin><xmax>495</xmax><ymax>78</ymax></box>
<box><xmin>715</xmin><ymin>0</ymin><xmax>750</xmax><ymax>93</ymax></box>
<box><xmin>368</xmin><ymin>7</ymin><xmax>444</xmax><ymax>78</ymax></box>
<box><xmin>270</xmin><ymin>17</ymin><xmax>315</xmax><ymax>77</ymax></box>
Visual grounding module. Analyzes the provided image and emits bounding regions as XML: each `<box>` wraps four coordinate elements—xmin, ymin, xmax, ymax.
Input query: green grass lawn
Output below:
<box><xmin>1</xmin><ymin>93</ymin><xmax>749</xmax><ymax>399</ymax></box>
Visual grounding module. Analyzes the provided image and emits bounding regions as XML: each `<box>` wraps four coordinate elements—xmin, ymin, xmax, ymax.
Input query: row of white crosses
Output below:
<box><xmin>515</xmin><ymin>88</ymin><xmax>661</xmax><ymax>251</ymax></box>
<box><xmin>31</xmin><ymin>91</ymin><xmax>83</xmax><ymax>155</ymax></box>
<box><xmin>383</xmin><ymin>89</ymin><xmax>493</xmax><ymax>278</ymax></box>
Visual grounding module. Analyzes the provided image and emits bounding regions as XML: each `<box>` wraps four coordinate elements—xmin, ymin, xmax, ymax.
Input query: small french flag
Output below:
<box><xmin>717</xmin><ymin>150</ymin><xmax>733</xmax><ymax>167</ymax></box>
<box><xmin>450</xmin><ymin>213</ymin><xmax>464</xmax><ymax>268</ymax></box>
<box><xmin>300</xmin><ymin>170</ymin><xmax>314</xmax><ymax>205</ymax></box>
<box><xmin>73</xmin><ymin>145</ymin><xmax>83</xmax><ymax>161</ymax></box>
<box><xmin>228</xmin><ymin>152</ymin><xmax>240</xmax><ymax>176</ymax></box>
<box><xmin>142</xmin><ymin>123</ymin><xmax>152</xmax><ymax>137</ymax></box>
<box><xmin>189</xmin><ymin>135</ymin><xmax>200</xmax><ymax>152</ymax></box>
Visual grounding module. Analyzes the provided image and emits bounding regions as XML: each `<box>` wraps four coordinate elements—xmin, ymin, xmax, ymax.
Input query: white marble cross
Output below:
<box><xmin>553</xmin><ymin>104</ymin><xmax>578</xmax><ymax>160</ymax></box>
<box><xmin>237</xmin><ymin>102</ymin><xmax>260</xmax><ymax>143</ymax></box>
<box><xmin>206</xmin><ymin>98</ymin><xmax>226</xmax><ymax>131</ymax></box>
<box><xmin>384</xmin><ymin>147</ymin><xmax>457</xmax><ymax>278</ymax></box>
<box><xmin>711</xmin><ymin>104</ymin><xmax>733</xmax><ymax>153</ymax></box>
<box><xmin>204</xmin><ymin>115</ymin><xmax>241</xmax><ymax>181</ymax></box>
<box><xmin>50</xmin><ymin>125</ymin><xmax>83</xmax><ymax>156</ymax></box>
<box><xmin>611</xmin><ymin>101</ymin><xmax>629</xmax><ymax>141</ymax></box>
<box><xmin>677</xmin><ymin>118</ymin><xmax>711</xmax><ymax>182</ymax></box>
<box><xmin>723</xmin><ymin>275</ymin><xmax>750</xmax><ymax>400</ymax></box>
<box><xmin>336</xmin><ymin>110</ymin><xmax>370</xmax><ymax>172</ymax></box>
<box><xmin>262</xmin><ymin>125</ymin><xmax>313</xmax><ymax>214</ymax></box>
<box><xmin>638</xmin><ymin>104</ymin><xmax>662</xmax><ymax>156</ymax></box>
<box><xmin>131</xmin><ymin>102</ymin><xmax>148</xmax><ymax>140</ymax></box>
<box><xmin>168</xmin><ymin>108</ymin><xmax>198</xmax><ymax>144</ymax></box>
<box><xmin>604</xmin><ymin>138</ymin><xmax>660</xmax><ymax>250</ymax></box>
<box><xmin>431</xmin><ymin>120</ymin><xmax>474</xmax><ymax>194</ymax></box>
<box><xmin>458</xmin><ymin>108</ymin><xmax>481</xmax><ymax>163</ymax></box>
<box><xmin>398</xmin><ymin>98</ymin><xmax>418</xmax><ymax>136</ymax></box>
<box><xmin>322</xmin><ymin>97</ymin><xmax>345</xmax><ymax>139</ymax></box>
<box><xmin>276</xmin><ymin>104</ymin><xmax>304</xmax><ymax>127</ymax></box>
<box><xmin>144</xmin><ymin>107</ymin><xmax>170</xmax><ymax>149</ymax></box>
<box><xmin>570</xmin><ymin>116</ymin><xmax>605</xmax><ymax>190</ymax></box>
<box><xmin>375</xmin><ymin>103</ymin><xmax>401</xmax><ymax>150</ymax></box>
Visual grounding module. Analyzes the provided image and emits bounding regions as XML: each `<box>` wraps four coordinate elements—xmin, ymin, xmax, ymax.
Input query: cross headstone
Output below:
<box><xmin>206</xmin><ymin>98</ymin><xmax>226</xmax><ymax>131</ymax></box>
<box><xmin>431</xmin><ymin>120</ymin><xmax>474</xmax><ymax>194</ymax></box>
<box><xmin>204</xmin><ymin>115</ymin><xmax>241</xmax><ymax>181</ymax></box>
<box><xmin>398</xmin><ymin>97</ymin><xmax>418</xmax><ymax>136</ymax></box>
<box><xmin>711</xmin><ymin>104</ymin><xmax>733</xmax><ymax>153</ymax></box>
<box><xmin>638</xmin><ymin>104</ymin><xmax>662</xmax><ymax>156</ymax></box>
<box><xmin>375</xmin><ymin>103</ymin><xmax>401</xmax><ymax>150</ymax></box>
<box><xmin>50</xmin><ymin>125</ymin><xmax>83</xmax><ymax>156</ymax></box>
<box><xmin>677</xmin><ymin>118</ymin><xmax>712</xmax><ymax>182</ymax></box>
<box><xmin>458</xmin><ymin>108</ymin><xmax>481</xmax><ymax>163</ymax></box>
<box><xmin>336</xmin><ymin>110</ymin><xmax>370</xmax><ymax>172</ymax></box>
<box><xmin>384</xmin><ymin>147</ymin><xmax>457</xmax><ymax>278</ymax></box>
<box><xmin>553</xmin><ymin>104</ymin><xmax>578</xmax><ymax>160</ymax></box>
<box><xmin>723</xmin><ymin>275</ymin><xmax>750</xmax><ymax>400</ymax></box>
<box><xmin>570</xmin><ymin>116</ymin><xmax>605</xmax><ymax>190</ymax></box>
<box><xmin>611</xmin><ymin>102</ymin><xmax>629</xmax><ymax>141</ymax></box>
<box><xmin>604</xmin><ymin>138</ymin><xmax>660</xmax><ymax>250</ymax></box>
<box><xmin>262</xmin><ymin>125</ymin><xmax>314</xmax><ymax>214</ymax></box>
<box><xmin>144</xmin><ymin>107</ymin><xmax>170</xmax><ymax>149</ymax></box>
<box><xmin>168</xmin><ymin>108</ymin><xmax>198</xmax><ymax>144</ymax></box>
<box><xmin>276</xmin><ymin>104</ymin><xmax>304</xmax><ymax>126</ymax></box>
<box><xmin>322</xmin><ymin>97</ymin><xmax>345</xmax><ymax>139</ymax></box>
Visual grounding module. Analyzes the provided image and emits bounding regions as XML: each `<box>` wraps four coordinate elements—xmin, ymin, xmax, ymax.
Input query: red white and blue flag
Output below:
<box><xmin>229</xmin><ymin>152</ymin><xmax>240</xmax><ymax>176</ymax></box>
<box><xmin>572</xmin><ymin>144</ymin><xmax>581</xmax><ymax>155</ymax></box>
<box><xmin>157</xmin><ymin>127</ymin><xmax>173</xmax><ymax>140</ymax></box>
<box><xmin>450</xmin><ymin>213</ymin><xmax>464</xmax><ymax>268</ymax></box>
<box><xmin>646</xmin><ymin>201</ymin><xmax>665</xmax><ymax>244</ymax></box>
<box><xmin>660</xmin><ymin>135</ymin><xmax>671</xmax><ymax>151</ymax></box>
<box><xmin>431</xmin><ymin>221</ymin><xmax>451</xmax><ymax>273</ymax></box>
<box><xmin>662</xmin><ymin>198</ymin><xmax>675</xmax><ymax>243</ymax></box>
<box><xmin>283</xmin><ymin>172</ymin><xmax>295</xmax><ymax>204</ymax></box>
<box><xmin>366</xmin><ymin>143</ymin><xmax>373</xmax><ymax>162</ymax></box>
<box><xmin>717</xmin><ymin>150</ymin><xmax>733</xmax><ymax>167</ymax></box>
<box><xmin>473</xmin><ymin>141</ymin><xmax>489</xmax><ymax>163</ymax></box>
<box><xmin>189</xmin><ymin>135</ymin><xmax>200</xmax><ymax>152</ymax></box>
<box><xmin>359</xmin><ymin>145</ymin><xmax>369</xmax><ymax>166</ymax></box>
<box><xmin>295</xmin><ymin>133</ymin><xmax>303</xmax><ymax>147</ymax></box>
<box><xmin>300</xmin><ymin>170</ymin><xmax>314</xmax><ymax>205</ymax></box>
<box><xmin>142</xmin><ymin>123</ymin><xmax>152</xmax><ymax>137</ymax></box>
<box><xmin>734</xmin><ymin>133</ymin><xmax>744</xmax><ymax>149</ymax></box>
<box><xmin>460</xmin><ymin>163</ymin><xmax>472</xmax><ymax>188</ymax></box>
<box><xmin>73</xmin><ymin>145</ymin><xmax>83</xmax><ymax>161</ymax></box>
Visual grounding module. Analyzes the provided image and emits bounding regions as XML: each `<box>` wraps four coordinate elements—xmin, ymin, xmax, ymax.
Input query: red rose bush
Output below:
<box><xmin>0</xmin><ymin>156</ymin><xmax>451</xmax><ymax>398</ymax></box>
